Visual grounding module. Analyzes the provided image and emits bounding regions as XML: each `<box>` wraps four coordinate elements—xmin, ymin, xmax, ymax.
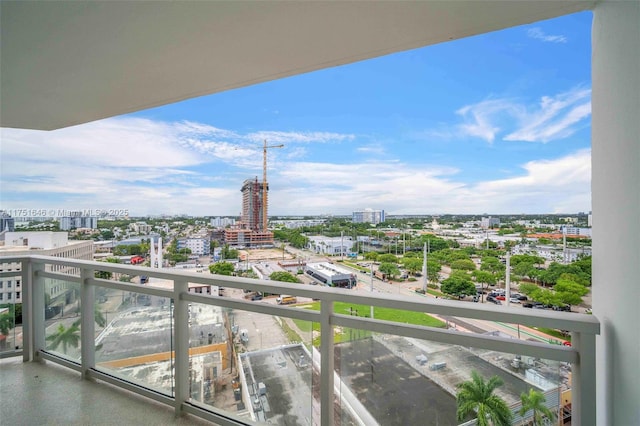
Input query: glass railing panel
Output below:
<box><xmin>0</xmin><ymin>260</ymin><xmax>22</xmax><ymax>354</ymax></box>
<box><xmin>336</xmin><ymin>327</ymin><xmax>566</xmax><ymax>426</ymax></box>
<box><xmin>44</xmin><ymin>278</ymin><xmax>82</xmax><ymax>362</ymax></box>
<box><xmin>94</xmin><ymin>285</ymin><xmax>174</xmax><ymax>396</ymax></box>
<box><xmin>189</xmin><ymin>294</ymin><xmax>316</xmax><ymax>425</ymax></box>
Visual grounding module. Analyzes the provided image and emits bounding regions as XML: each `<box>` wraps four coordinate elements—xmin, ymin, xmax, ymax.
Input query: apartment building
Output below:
<box><xmin>352</xmin><ymin>208</ymin><xmax>385</xmax><ymax>224</ymax></box>
<box><xmin>177</xmin><ymin>236</ymin><xmax>210</xmax><ymax>256</ymax></box>
<box><xmin>59</xmin><ymin>215</ymin><xmax>98</xmax><ymax>231</ymax></box>
<box><xmin>0</xmin><ymin>232</ymin><xmax>93</xmax><ymax>304</ymax></box>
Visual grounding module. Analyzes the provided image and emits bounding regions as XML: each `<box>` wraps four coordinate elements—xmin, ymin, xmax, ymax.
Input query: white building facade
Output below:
<box><xmin>307</xmin><ymin>236</ymin><xmax>353</xmax><ymax>256</ymax></box>
<box><xmin>352</xmin><ymin>208</ymin><xmax>385</xmax><ymax>224</ymax></box>
<box><xmin>0</xmin><ymin>232</ymin><xmax>94</xmax><ymax>304</ymax></box>
<box><xmin>178</xmin><ymin>237</ymin><xmax>211</xmax><ymax>256</ymax></box>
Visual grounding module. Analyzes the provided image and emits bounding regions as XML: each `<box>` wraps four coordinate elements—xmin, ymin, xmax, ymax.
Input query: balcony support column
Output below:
<box><xmin>173</xmin><ymin>279</ymin><xmax>190</xmax><ymax>415</ymax></box>
<box><xmin>21</xmin><ymin>258</ymin><xmax>32</xmax><ymax>362</ymax></box>
<box><xmin>80</xmin><ymin>267</ymin><xmax>95</xmax><ymax>378</ymax></box>
<box><xmin>592</xmin><ymin>1</ymin><xmax>640</xmax><ymax>424</ymax></box>
<box><xmin>320</xmin><ymin>301</ymin><xmax>334</xmax><ymax>426</ymax></box>
<box><xmin>32</xmin><ymin>262</ymin><xmax>46</xmax><ymax>361</ymax></box>
<box><xmin>571</xmin><ymin>331</ymin><xmax>596</xmax><ymax>426</ymax></box>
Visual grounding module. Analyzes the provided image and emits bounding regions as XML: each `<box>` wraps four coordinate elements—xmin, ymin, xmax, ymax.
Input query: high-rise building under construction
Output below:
<box><xmin>241</xmin><ymin>177</ymin><xmax>266</xmax><ymax>231</ymax></box>
<box><xmin>224</xmin><ymin>177</ymin><xmax>274</xmax><ymax>247</ymax></box>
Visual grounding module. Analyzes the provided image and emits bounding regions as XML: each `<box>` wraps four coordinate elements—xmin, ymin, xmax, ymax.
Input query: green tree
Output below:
<box><xmin>46</xmin><ymin>322</ymin><xmax>80</xmax><ymax>354</ymax></box>
<box><xmin>401</xmin><ymin>257</ymin><xmax>423</xmax><ymax>275</ymax></box>
<box><xmin>441</xmin><ymin>272</ymin><xmax>476</xmax><ymax>298</ymax></box>
<box><xmin>0</xmin><ymin>312</ymin><xmax>14</xmax><ymax>337</ymax></box>
<box><xmin>209</xmin><ymin>261</ymin><xmax>235</xmax><ymax>276</ymax></box>
<box><xmin>518</xmin><ymin>283</ymin><xmax>539</xmax><ymax>295</ymax></box>
<box><xmin>269</xmin><ymin>271</ymin><xmax>300</xmax><ymax>283</ymax></box>
<box><xmin>456</xmin><ymin>370</ymin><xmax>513</xmax><ymax>426</ymax></box>
<box><xmin>95</xmin><ymin>257</ymin><xmax>121</xmax><ymax>279</ymax></box>
<box><xmin>451</xmin><ymin>259</ymin><xmax>477</xmax><ymax>271</ymax></box>
<box><xmin>378</xmin><ymin>262</ymin><xmax>400</xmax><ymax>278</ymax></box>
<box><xmin>481</xmin><ymin>257</ymin><xmax>505</xmax><ymax>275</ymax></box>
<box><xmin>427</xmin><ymin>260</ymin><xmax>441</xmax><ymax>283</ymax></box>
<box><xmin>378</xmin><ymin>253</ymin><xmax>398</xmax><ymax>264</ymax></box>
<box><xmin>519</xmin><ymin>388</ymin><xmax>556</xmax><ymax>425</ymax></box>
<box><xmin>364</xmin><ymin>252</ymin><xmax>379</xmax><ymax>261</ymax></box>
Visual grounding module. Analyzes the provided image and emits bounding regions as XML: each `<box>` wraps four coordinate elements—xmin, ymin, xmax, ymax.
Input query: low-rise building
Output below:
<box><xmin>304</xmin><ymin>262</ymin><xmax>356</xmax><ymax>289</ymax></box>
<box><xmin>307</xmin><ymin>236</ymin><xmax>353</xmax><ymax>256</ymax></box>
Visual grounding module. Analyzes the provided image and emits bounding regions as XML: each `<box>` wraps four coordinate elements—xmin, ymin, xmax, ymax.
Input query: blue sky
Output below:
<box><xmin>0</xmin><ymin>12</ymin><xmax>593</xmax><ymax>217</ymax></box>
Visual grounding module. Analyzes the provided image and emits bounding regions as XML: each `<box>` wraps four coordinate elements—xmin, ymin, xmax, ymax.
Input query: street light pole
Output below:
<box><xmin>370</xmin><ymin>263</ymin><xmax>374</xmax><ymax>319</ymax></box>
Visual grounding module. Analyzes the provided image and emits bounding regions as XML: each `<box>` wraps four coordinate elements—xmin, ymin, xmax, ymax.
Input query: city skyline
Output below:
<box><xmin>0</xmin><ymin>12</ymin><xmax>592</xmax><ymax>217</ymax></box>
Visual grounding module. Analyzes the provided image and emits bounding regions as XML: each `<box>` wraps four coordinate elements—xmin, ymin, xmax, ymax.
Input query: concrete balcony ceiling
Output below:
<box><xmin>0</xmin><ymin>1</ymin><xmax>594</xmax><ymax>131</ymax></box>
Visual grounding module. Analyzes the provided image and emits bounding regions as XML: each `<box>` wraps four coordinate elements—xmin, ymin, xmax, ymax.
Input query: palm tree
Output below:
<box><xmin>519</xmin><ymin>388</ymin><xmax>556</xmax><ymax>425</ymax></box>
<box><xmin>46</xmin><ymin>322</ymin><xmax>80</xmax><ymax>353</ymax></box>
<box><xmin>457</xmin><ymin>370</ymin><xmax>513</xmax><ymax>426</ymax></box>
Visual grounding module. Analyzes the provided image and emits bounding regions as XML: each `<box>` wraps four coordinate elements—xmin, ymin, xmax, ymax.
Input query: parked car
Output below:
<box><xmin>496</xmin><ymin>295</ymin><xmax>506</xmax><ymax>301</ymax></box>
<box><xmin>522</xmin><ymin>302</ymin><xmax>534</xmax><ymax>308</ymax></box>
<box><xmin>487</xmin><ymin>295</ymin><xmax>496</xmax><ymax>302</ymax></box>
<box><xmin>509</xmin><ymin>297</ymin><xmax>521</xmax><ymax>304</ymax></box>
<box><xmin>552</xmin><ymin>304</ymin><xmax>571</xmax><ymax>312</ymax></box>
<box><xmin>517</xmin><ymin>295</ymin><xmax>528</xmax><ymax>301</ymax></box>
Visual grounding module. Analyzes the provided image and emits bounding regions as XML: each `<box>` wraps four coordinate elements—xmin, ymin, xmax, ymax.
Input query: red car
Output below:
<box><xmin>496</xmin><ymin>295</ymin><xmax>506</xmax><ymax>301</ymax></box>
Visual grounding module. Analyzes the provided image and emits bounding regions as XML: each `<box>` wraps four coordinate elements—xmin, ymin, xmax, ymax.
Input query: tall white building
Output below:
<box><xmin>352</xmin><ymin>208</ymin><xmax>385</xmax><ymax>224</ymax></box>
<box><xmin>481</xmin><ymin>216</ymin><xmax>500</xmax><ymax>229</ymax></box>
<box><xmin>210</xmin><ymin>217</ymin><xmax>236</xmax><ymax>227</ymax></box>
<box><xmin>59</xmin><ymin>216</ymin><xmax>98</xmax><ymax>231</ymax></box>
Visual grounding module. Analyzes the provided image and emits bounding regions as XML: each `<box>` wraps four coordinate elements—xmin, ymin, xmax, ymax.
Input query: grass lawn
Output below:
<box><xmin>290</xmin><ymin>301</ymin><xmax>446</xmax><ymax>346</ymax></box>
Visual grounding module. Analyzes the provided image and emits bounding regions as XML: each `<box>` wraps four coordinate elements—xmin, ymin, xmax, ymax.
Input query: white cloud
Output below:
<box><xmin>453</xmin><ymin>87</ymin><xmax>590</xmax><ymax>144</ymax></box>
<box><xmin>527</xmin><ymin>27</ymin><xmax>567</xmax><ymax>43</ymax></box>
<box><xmin>245</xmin><ymin>130</ymin><xmax>355</xmax><ymax>144</ymax></box>
<box><xmin>505</xmin><ymin>88</ymin><xmax>591</xmax><ymax>142</ymax></box>
<box><xmin>356</xmin><ymin>144</ymin><xmax>386</xmax><ymax>155</ymax></box>
<box><xmin>1</xmin><ymin>115</ymin><xmax>591</xmax><ymax>216</ymax></box>
<box><xmin>456</xmin><ymin>99</ymin><xmax>511</xmax><ymax>143</ymax></box>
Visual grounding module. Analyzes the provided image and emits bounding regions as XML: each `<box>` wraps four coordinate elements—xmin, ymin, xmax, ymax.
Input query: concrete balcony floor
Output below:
<box><xmin>0</xmin><ymin>357</ymin><xmax>213</xmax><ymax>425</ymax></box>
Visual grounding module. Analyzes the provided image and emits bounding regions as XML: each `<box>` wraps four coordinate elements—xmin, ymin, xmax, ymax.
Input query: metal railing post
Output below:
<box><xmin>571</xmin><ymin>331</ymin><xmax>597</xmax><ymax>426</ymax></box>
<box><xmin>173</xmin><ymin>279</ymin><xmax>190</xmax><ymax>415</ymax></box>
<box><xmin>320</xmin><ymin>300</ymin><xmax>335</xmax><ymax>426</ymax></box>
<box><xmin>32</xmin><ymin>261</ymin><xmax>46</xmax><ymax>361</ymax></box>
<box><xmin>80</xmin><ymin>267</ymin><xmax>95</xmax><ymax>378</ymax></box>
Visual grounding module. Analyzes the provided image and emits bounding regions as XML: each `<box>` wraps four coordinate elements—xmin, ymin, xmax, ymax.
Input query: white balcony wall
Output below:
<box><xmin>592</xmin><ymin>2</ymin><xmax>640</xmax><ymax>425</ymax></box>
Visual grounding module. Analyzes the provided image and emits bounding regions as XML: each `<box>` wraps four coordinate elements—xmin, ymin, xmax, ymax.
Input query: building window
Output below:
<box><xmin>0</xmin><ymin>294</ymin><xmax>2</xmax><ymax>300</ymax></box>
<box><xmin>16</xmin><ymin>292</ymin><xmax>20</xmax><ymax>299</ymax></box>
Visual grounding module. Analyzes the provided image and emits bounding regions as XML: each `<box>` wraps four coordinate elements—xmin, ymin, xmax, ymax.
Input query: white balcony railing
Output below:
<box><xmin>0</xmin><ymin>255</ymin><xmax>599</xmax><ymax>426</ymax></box>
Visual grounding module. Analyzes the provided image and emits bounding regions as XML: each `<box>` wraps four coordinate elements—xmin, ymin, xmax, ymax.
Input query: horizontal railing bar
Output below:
<box><xmin>2</xmin><ymin>255</ymin><xmax>600</xmax><ymax>335</ymax></box>
<box><xmin>334</xmin><ymin>315</ymin><xmax>578</xmax><ymax>364</ymax></box>
<box><xmin>40</xmin><ymin>350</ymin><xmax>82</xmax><ymax>372</ymax></box>
<box><xmin>90</xmin><ymin>277</ymin><xmax>174</xmax><ymax>298</ymax></box>
<box><xmin>37</xmin><ymin>270</ymin><xmax>82</xmax><ymax>283</ymax></box>
<box><xmin>88</xmin><ymin>368</ymin><xmax>175</xmax><ymax>407</ymax></box>
<box><xmin>181</xmin><ymin>292</ymin><xmax>321</xmax><ymax>323</ymax></box>
<box><xmin>182</xmin><ymin>401</ymin><xmax>251</xmax><ymax>426</ymax></box>
<box><xmin>0</xmin><ymin>349</ymin><xmax>23</xmax><ymax>360</ymax></box>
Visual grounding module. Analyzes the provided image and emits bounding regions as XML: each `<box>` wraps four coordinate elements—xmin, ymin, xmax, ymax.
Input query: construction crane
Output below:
<box><xmin>262</xmin><ymin>140</ymin><xmax>283</xmax><ymax>231</ymax></box>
